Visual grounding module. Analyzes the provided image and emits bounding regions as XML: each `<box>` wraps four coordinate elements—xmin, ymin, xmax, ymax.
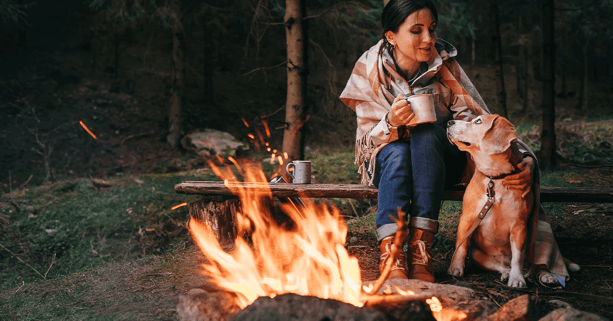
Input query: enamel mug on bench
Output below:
<box><xmin>286</xmin><ymin>160</ymin><xmax>312</xmax><ymax>184</ymax></box>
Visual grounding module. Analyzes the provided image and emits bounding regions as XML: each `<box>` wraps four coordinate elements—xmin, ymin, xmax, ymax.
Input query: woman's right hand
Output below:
<box><xmin>387</xmin><ymin>94</ymin><xmax>415</xmax><ymax>127</ymax></box>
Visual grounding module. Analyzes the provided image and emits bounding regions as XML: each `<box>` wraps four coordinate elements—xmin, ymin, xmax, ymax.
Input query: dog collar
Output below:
<box><xmin>486</xmin><ymin>166</ymin><xmax>520</xmax><ymax>180</ymax></box>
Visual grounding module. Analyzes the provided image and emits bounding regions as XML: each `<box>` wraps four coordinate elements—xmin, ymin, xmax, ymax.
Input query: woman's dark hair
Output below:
<box><xmin>379</xmin><ymin>0</ymin><xmax>438</xmax><ymax>56</ymax></box>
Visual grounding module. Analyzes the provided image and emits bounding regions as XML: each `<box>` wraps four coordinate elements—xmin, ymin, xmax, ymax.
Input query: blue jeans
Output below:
<box><xmin>372</xmin><ymin>123</ymin><xmax>466</xmax><ymax>241</ymax></box>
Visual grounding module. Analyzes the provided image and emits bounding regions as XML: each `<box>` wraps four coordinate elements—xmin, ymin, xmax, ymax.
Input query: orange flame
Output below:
<box><xmin>189</xmin><ymin>161</ymin><xmax>362</xmax><ymax>309</ymax></box>
<box><xmin>242</xmin><ymin>118</ymin><xmax>250</xmax><ymax>128</ymax></box>
<box><xmin>79</xmin><ymin>120</ymin><xmax>97</xmax><ymax>139</ymax></box>
<box><xmin>189</xmin><ymin>162</ymin><xmax>465</xmax><ymax>321</ymax></box>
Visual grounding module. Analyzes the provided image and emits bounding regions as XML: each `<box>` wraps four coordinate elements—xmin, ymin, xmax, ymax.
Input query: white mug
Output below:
<box><xmin>286</xmin><ymin>160</ymin><xmax>312</xmax><ymax>184</ymax></box>
<box><xmin>406</xmin><ymin>94</ymin><xmax>437</xmax><ymax>126</ymax></box>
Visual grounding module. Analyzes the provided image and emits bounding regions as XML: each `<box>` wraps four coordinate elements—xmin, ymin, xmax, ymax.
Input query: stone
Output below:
<box><xmin>538</xmin><ymin>307</ymin><xmax>609</xmax><ymax>321</ymax></box>
<box><xmin>230</xmin><ymin>293</ymin><xmax>388</xmax><ymax>321</ymax></box>
<box><xmin>181</xmin><ymin>129</ymin><xmax>249</xmax><ymax>159</ymax></box>
<box><xmin>485</xmin><ymin>294</ymin><xmax>540</xmax><ymax>321</ymax></box>
<box><xmin>177</xmin><ymin>288</ymin><xmax>241</xmax><ymax>321</ymax></box>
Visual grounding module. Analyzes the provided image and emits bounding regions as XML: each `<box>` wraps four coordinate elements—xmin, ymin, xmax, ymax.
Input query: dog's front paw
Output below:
<box><xmin>507</xmin><ymin>270</ymin><xmax>527</xmax><ymax>288</ymax></box>
<box><xmin>448</xmin><ymin>265</ymin><xmax>465</xmax><ymax>277</ymax></box>
<box><xmin>500</xmin><ymin>270</ymin><xmax>510</xmax><ymax>282</ymax></box>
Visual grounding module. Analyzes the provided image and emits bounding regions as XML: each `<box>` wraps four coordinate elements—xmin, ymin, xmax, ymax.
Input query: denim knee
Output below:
<box><xmin>410</xmin><ymin>124</ymin><xmax>445</xmax><ymax>146</ymax></box>
<box><xmin>373</xmin><ymin>140</ymin><xmax>411</xmax><ymax>188</ymax></box>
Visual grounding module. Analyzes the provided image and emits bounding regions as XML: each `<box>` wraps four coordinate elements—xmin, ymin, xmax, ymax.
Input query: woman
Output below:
<box><xmin>340</xmin><ymin>0</ymin><xmax>570</xmax><ymax>285</ymax></box>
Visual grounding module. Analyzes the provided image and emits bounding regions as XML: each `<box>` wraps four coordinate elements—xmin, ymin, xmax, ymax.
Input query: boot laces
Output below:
<box><xmin>380</xmin><ymin>242</ymin><xmax>405</xmax><ymax>271</ymax></box>
<box><xmin>411</xmin><ymin>240</ymin><xmax>430</xmax><ymax>266</ymax></box>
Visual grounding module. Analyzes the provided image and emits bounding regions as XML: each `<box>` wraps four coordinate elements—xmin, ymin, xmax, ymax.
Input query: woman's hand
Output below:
<box><xmin>502</xmin><ymin>157</ymin><xmax>535</xmax><ymax>198</ymax></box>
<box><xmin>387</xmin><ymin>94</ymin><xmax>415</xmax><ymax>127</ymax></box>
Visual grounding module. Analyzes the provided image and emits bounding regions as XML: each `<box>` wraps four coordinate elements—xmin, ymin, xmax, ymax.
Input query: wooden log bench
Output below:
<box><xmin>174</xmin><ymin>181</ymin><xmax>613</xmax><ymax>251</ymax></box>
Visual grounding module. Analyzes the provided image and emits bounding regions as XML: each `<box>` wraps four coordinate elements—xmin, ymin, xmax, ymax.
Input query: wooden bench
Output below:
<box><xmin>174</xmin><ymin>181</ymin><xmax>613</xmax><ymax>250</ymax></box>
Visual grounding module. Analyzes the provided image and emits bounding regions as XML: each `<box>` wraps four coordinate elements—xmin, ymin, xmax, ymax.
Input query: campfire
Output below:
<box><xmin>187</xmin><ymin>159</ymin><xmax>467</xmax><ymax>321</ymax></box>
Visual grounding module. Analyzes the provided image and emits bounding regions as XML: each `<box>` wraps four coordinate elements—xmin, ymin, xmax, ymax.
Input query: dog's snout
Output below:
<box><xmin>447</xmin><ymin>120</ymin><xmax>456</xmax><ymax>128</ymax></box>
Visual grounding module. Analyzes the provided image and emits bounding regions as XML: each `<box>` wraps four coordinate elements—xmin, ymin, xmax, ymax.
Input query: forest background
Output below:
<box><xmin>1</xmin><ymin>0</ymin><xmax>613</xmax><ymax>186</ymax></box>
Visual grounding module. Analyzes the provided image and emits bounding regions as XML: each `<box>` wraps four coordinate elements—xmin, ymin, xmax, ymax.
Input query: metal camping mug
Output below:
<box><xmin>286</xmin><ymin>160</ymin><xmax>312</xmax><ymax>184</ymax></box>
<box><xmin>406</xmin><ymin>93</ymin><xmax>437</xmax><ymax>126</ymax></box>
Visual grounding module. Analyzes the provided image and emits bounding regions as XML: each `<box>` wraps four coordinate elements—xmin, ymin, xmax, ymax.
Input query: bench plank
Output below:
<box><xmin>175</xmin><ymin>181</ymin><xmax>613</xmax><ymax>203</ymax></box>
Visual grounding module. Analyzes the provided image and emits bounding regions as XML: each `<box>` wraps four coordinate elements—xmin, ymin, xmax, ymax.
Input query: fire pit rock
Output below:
<box><xmin>229</xmin><ymin>293</ymin><xmax>436</xmax><ymax>321</ymax></box>
<box><xmin>181</xmin><ymin>129</ymin><xmax>249</xmax><ymax>158</ymax></box>
<box><xmin>177</xmin><ymin>288</ymin><xmax>241</xmax><ymax>321</ymax></box>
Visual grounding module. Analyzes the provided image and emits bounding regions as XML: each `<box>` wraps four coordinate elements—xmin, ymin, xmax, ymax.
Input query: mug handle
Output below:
<box><xmin>286</xmin><ymin>163</ymin><xmax>295</xmax><ymax>182</ymax></box>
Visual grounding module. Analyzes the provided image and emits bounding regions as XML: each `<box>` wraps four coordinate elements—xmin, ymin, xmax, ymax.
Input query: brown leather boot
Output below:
<box><xmin>406</xmin><ymin>228</ymin><xmax>435</xmax><ymax>282</ymax></box>
<box><xmin>379</xmin><ymin>235</ymin><xmax>409</xmax><ymax>280</ymax></box>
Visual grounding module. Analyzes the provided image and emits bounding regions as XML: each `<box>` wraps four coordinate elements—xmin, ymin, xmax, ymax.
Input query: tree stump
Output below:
<box><xmin>189</xmin><ymin>195</ymin><xmax>239</xmax><ymax>252</ymax></box>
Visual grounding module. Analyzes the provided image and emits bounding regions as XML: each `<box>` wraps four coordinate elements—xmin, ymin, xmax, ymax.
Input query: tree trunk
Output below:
<box><xmin>576</xmin><ymin>39</ymin><xmax>589</xmax><ymax>111</ymax></box>
<box><xmin>489</xmin><ymin>0</ymin><xmax>507</xmax><ymax>118</ymax></box>
<box><xmin>559</xmin><ymin>64</ymin><xmax>567</xmax><ymax>99</ymax></box>
<box><xmin>203</xmin><ymin>24</ymin><xmax>215</xmax><ymax>104</ymax></box>
<box><xmin>516</xmin><ymin>16</ymin><xmax>524</xmax><ymax>99</ymax></box>
<box><xmin>516</xmin><ymin>53</ymin><xmax>524</xmax><ymax>99</ymax></box>
<box><xmin>471</xmin><ymin>37</ymin><xmax>476</xmax><ymax>69</ymax></box>
<box><xmin>283</xmin><ymin>0</ymin><xmax>308</xmax><ymax>164</ymax></box>
<box><xmin>541</xmin><ymin>0</ymin><xmax>556</xmax><ymax>169</ymax></box>
<box><xmin>167</xmin><ymin>0</ymin><xmax>185</xmax><ymax>148</ymax></box>
<box><xmin>522</xmin><ymin>44</ymin><xmax>534</xmax><ymax>113</ymax></box>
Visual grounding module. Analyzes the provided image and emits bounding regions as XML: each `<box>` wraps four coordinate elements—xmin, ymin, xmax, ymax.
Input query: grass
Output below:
<box><xmin>0</xmin><ymin>170</ymin><xmax>217</xmax><ymax>292</ymax></box>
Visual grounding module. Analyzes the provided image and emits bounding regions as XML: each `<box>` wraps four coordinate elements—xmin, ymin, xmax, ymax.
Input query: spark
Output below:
<box><xmin>261</xmin><ymin>119</ymin><xmax>271</xmax><ymax>138</ymax></box>
<box><xmin>79</xmin><ymin>120</ymin><xmax>97</xmax><ymax>139</ymax></box>
<box><xmin>171</xmin><ymin>203</ymin><xmax>187</xmax><ymax>210</ymax></box>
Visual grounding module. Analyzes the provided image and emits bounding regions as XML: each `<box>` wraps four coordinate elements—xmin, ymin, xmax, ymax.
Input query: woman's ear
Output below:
<box><xmin>385</xmin><ymin>31</ymin><xmax>395</xmax><ymax>46</ymax></box>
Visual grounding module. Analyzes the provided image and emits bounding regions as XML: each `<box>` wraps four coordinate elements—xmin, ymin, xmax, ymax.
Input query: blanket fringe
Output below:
<box><xmin>355</xmin><ymin>124</ymin><xmax>378</xmax><ymax>186</ymax></box>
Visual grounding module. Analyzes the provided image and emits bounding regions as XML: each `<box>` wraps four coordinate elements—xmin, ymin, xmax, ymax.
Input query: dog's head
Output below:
<box><xmin>447</xmin><ymin>114</ymin><xmax>520</xmax><ymax>176</ymax></box>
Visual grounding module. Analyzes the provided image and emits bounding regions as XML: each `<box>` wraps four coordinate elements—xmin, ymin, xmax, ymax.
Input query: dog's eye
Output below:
<box><xmin>474</xmin><ymin>118</ymin><xmax>482</xmax><ymax>124</ymax></box>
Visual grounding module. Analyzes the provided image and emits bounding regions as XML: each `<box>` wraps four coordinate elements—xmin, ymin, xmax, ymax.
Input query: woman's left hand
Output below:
<box><xmin>502</xmin><ymin>157</ymin><xmax>535</xmax><ymax>199</ymax></box>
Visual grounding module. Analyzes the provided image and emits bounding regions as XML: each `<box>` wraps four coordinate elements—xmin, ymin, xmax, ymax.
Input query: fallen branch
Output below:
<box><xmin>43</xmin><ymin>253</ymin><xmax>56</xmax><ymax>279</ymax></box>
<box><xmin>366</xmin><ymin>208</ymin><xmax>408</xmax><ymax>295</ymax></box>
<box><xmin>494</xmin><ymin>280</ymin><xmax>613</xmax><ymax>305</ymax></box>
<box><xmin>18</xmin><ymin>174</ymin><xmax>33</xmax><ymax>190</ymax></box>
<box><xmin>120</xmin><ymin>130</ymin><xmax>156</xmax><ymax>145</ymax></box>
<box><xmin>0</xmin><ymin>242</ymin><xmax>43</xmax><ymax>279</ymax></box>
<box><xmin>361</xmin><ymin>292</ymin><xmax>435</xmax><ymax>306</ymax></box>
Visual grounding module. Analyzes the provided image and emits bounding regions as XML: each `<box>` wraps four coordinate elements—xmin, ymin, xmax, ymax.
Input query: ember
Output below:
<box><xmin>79</xmin><ymin>120</ymin><xmax>97</xmax><ymax>139</ymax></box>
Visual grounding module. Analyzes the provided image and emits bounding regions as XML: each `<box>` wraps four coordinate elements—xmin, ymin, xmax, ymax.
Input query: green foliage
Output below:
<box><xmin>88</xmin><ymin>0</ymin><xmax>158</xmax><ymax>25</ymax></box>
<box><xmin>436</xmin><ymin>0</ymin><xmax>476</xmax><ymax>41</ymax></box>
<box><xmin>0</xmin><ymin>0</ymin><xmax>33</xmax><ymax>28</ymax></box>
<box><xmin>0</xmin><ymin>171</ymin><xmax>215</xmax><ymax>291</ymax></box>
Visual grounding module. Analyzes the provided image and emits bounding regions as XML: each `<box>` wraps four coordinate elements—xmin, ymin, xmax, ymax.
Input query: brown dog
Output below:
<box><xmin>446</xmin><ymin>114</ymin><xmax>532</xmax><ymax>288</ymax></box>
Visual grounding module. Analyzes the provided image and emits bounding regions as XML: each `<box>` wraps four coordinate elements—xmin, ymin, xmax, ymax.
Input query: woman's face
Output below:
<box><xmin>386</xmin><ymin>8</ymin><xmax>437</xmax><ymax>65</ymax></box>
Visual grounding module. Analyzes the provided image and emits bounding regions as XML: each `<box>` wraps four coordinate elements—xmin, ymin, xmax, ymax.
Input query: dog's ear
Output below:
<box><xmin>480</xmin><ymin>116</ymin><xmax>517</xmax><ymax>155</ymax></box>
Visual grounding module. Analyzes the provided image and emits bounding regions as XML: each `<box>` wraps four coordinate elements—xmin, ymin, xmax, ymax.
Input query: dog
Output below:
<box><xmin>446</xmin><ymin>114</ymin><xmax>533</xmax><ymax>288</ymax></box>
